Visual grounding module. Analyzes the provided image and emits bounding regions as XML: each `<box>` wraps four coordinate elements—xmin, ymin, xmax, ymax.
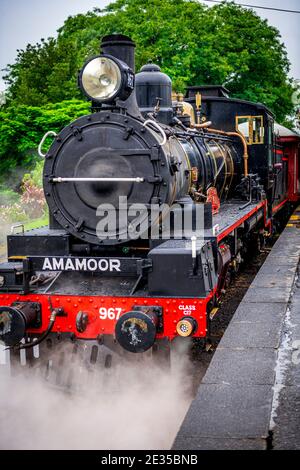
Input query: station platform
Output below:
<box><xmin>173</xmin><ymin>207</ymin><xmax>300</xmax><ymax>450</ymax></box>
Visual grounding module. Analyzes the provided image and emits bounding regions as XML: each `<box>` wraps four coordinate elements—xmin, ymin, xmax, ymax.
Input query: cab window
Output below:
<box><xmin>236</xmin><ymin>116</ymin><xmax>264</xmax><ymax>145</ymax></box>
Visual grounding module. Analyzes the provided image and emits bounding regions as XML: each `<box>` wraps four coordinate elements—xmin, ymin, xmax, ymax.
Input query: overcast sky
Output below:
<box><xmin>0</xmin><ymin>0</ymin><xmax>299</xmax><ymax>92</ymax></box>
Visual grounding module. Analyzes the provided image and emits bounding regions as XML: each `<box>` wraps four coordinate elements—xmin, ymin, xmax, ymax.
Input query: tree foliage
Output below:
<box><xmin>0</xmin><ymin>0</ymin><xmax>297</xmax><ymax>184</ymax></box>
<box><xmin>0</xmin><ymin>100</ymin><xmax>89</xmax><ymax>186</ymax></box>
<box><xmin>3</xmin><ymin>0</ymin><xmax>295</xmax><ymax>123</ymax></box>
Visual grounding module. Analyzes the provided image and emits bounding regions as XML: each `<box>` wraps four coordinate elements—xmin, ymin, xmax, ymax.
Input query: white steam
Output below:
<box><xmin>0</xmin><ymin>339</ymin><xmax>193</xmax><ymax>450</ymax></box>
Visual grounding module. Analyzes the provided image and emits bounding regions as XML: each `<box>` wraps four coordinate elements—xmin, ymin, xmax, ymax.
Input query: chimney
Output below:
<box><xmin>100</xmin><ymin>34</ymin><xmax>141</xmax><ymax>118</ymax></box>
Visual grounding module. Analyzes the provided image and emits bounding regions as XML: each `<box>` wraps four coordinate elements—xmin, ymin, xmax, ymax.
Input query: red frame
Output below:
<box><xmin>217</xmin><ymin>200</ymin><xmax>266</xmax><ymax>242</ymax></box>
<box><xmin>0</xmin><ymin>292</ymin><xmax>212</xmax><ymax>341</ymax></box>
<box><xmin>272</xmin><ymin>198</ymin><xmax>289</xmax><ymax>215</ymax></box>
<box><xmin>0</xmin><ymin>201</ymin><xmax>270</xmax><ymax>343</ymax></box>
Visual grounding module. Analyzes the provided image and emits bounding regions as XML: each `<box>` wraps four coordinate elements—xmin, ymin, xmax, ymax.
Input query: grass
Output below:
<box><xmin>24</xmin><ymin>214</ymin><xmax>48</xmax><ymax>231</ymax></box>
<box><xmin>0</xmin><ymin>214</ymin><xmax>49</xmax><ymax>261</ymax></box>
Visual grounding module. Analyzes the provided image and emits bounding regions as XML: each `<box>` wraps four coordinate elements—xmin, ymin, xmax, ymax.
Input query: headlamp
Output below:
<box><xmin>78</xmin><ymin>54</ymin><xmax>134</xmax><ymax>103</ymax></box>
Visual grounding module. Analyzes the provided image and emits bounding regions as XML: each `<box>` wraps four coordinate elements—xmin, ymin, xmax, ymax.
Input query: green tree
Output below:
<box><xmin>3</xmin><ymin>0</ymin><xmax>297</xmax><ymax>124</ymax></box>
<box><xmin>0</xmin><ymin>99</ymin><xmax>90</xmax><ymax>187</ymax></box>
<box><xmin>3</xmin><ymin>37</ymin><xmax>82</xmax><ymax>106</ymax></box>
<box><xmin>202</xmin><ymin>2</ymin><xmax>295</xmax><ymax>123</ymax></box>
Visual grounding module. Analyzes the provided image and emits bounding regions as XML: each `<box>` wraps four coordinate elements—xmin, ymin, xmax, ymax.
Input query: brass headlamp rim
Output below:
<box><xmin>78</xmin><ymin>53</ymin><xmax>131</xmax><ymax>104</ymax></box>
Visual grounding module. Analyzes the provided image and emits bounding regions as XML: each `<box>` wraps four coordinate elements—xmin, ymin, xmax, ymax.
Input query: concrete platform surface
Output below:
<box><xmin>173</xmin><ymin>211</ymin><xmax>300</xmax><ymax>450</ymax></box>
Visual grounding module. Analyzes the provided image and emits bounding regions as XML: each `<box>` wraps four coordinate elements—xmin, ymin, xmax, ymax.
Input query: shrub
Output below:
<box><xmin>0</xmin><ymin>188</ymin><xmax>20</xmax><ymax>205</ymax></box>
<box><xmin>22</xmin><ymin>159</ymin><xmax>44</xmax><ymax>188</ymax></box>
<box><xmin>0</xmin><ymin>202</ymin><xmax>27</xmax><ymax>224</ymax></box>
<box><xmin>20</xmin><ymin>179</ymin><xmax>46</xmax><ymax>219</ymax></box>
<box><xmin>0</xmin><ymin>162</ymin><xmax>47</xmax><ymax>225</ymax></box>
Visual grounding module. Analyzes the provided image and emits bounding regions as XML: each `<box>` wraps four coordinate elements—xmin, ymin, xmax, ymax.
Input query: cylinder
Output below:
<box><xmin>0</xmin><ymin>303</ymin><xmax>38</xmax><ymax>347</ymax></box>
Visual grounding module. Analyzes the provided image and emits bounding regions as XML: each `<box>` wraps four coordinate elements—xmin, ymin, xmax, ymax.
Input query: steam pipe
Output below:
<box><xmin>227</xmin><ymin>132</ymin><xmax>248</xmax><ymax>177</ymax></box>
<box><xmin>191</xmin><ymin>121</ymin><xmax>212</xmax><ymax>129</ymax></box>
<box><xmin>203</xmin><ymin>128</ymin><xmax>249</xmax><ymax>177</ymax></box>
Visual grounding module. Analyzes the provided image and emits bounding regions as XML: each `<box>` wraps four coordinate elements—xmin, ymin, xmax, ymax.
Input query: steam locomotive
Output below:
<box><xmin>0</xmin><ymin>35</ymin><xmax>299</xmax><ymax>368</ymax></box>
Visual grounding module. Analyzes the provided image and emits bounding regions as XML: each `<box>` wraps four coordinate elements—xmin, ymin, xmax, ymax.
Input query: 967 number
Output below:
<box><xmin>99</xmin><ymin>307</ymin><xmax>122</xmax><ymax>320</ymax></box>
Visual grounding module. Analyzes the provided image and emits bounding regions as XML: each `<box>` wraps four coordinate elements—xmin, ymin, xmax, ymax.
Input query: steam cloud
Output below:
<box><xmin>0</xmin><ymin>339</ymin><xmax>193</xmax><ymax>450</ymax></box>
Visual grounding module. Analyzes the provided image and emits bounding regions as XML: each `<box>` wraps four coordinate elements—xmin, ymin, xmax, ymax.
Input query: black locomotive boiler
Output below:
<box><xmin>0</xmin><ymin>35</ymin><xmax>299</xmax><ymax>367</ymax></box>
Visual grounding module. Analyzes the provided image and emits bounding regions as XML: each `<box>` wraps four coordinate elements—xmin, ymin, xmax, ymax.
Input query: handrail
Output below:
<box><xmin>38</xmin><ymin>131</ymin><xmax>57</xmax><ymax>158</ymax></box>
<box><xmin>143</xmin><ymin>119</ymin><xmax>167</xmax><ymax>146</ymax></box>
